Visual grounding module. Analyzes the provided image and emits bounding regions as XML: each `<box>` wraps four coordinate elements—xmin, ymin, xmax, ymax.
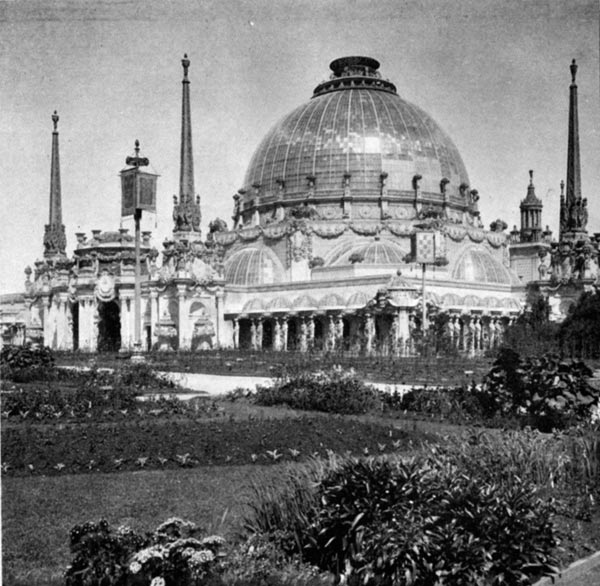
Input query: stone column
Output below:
<box><xmin>233</xmin><ymin>318</ymin><xmax>240</xmax><ymax>349</ymax></box>
<box><xmin>273</xmin><ymin>318</ymin><xmax>282</xmax><ymax>351</ymax></box>
<box><xmin>474</xmin><ymin>317</ymin><xmax>482</xmax><ymax>355</ymax></box>
<box><xmin>78</xmin><ymin>298</ymin><xmax>88</xmax><ymax>351</ymax></box>
<box><xmin>56</xmin><ymin>296</ymin><xmax>69</xmax><ymax>350</ymax></box>
<box><xmin>90</xmin><ymin>299</ymin><xmax>99</xmax><ymax>352</ymax></box>
<box><xmin>215</xmin><ymin>290</ymin><xmax>225</xmax><ymax>349</ymax></box>
<box><xmin>327</xmin><ymin>314</ymin><xmax>336</xmax><ymax>351</ymax></box>
<box><xmin>177</xmin><ymin>286</ymin><xmax>190</xmax><ymax>351</ymax></box>
<box><xmin>397</xmin><ymin>309</ymin><xmax>410</xmax><ymax>356</ymax></box>
<box><xmin>42</xmin><ymin>295</ymin><xmax>52</xmax><ymax>347</ymax></box>
<box><xmin>120</xmin><ymin>296</ymin><xmax>131</xmax><ymax>350</ymax></box>
<box><xmin>256</xmin><ymin>318</ymin><xmax>263</xmax><ymax>350</ymax></box>
<box><xmin>282</xmin><ymin>318</ymin><xmax>288</xmax><ymax>351</ymax></box>
<box><xmin>336</xmin><ymin>315</ymin><xmax>344</xmax><ymax>350</ymax></box>
<box><xmin>299</xmin><ymin>318</ymin><xmax>308</xmax><ymax>353</ymax></box>
<box><xmin>307</xmin><ymin>315</ymin><xmax>315</xmax><ymax>348</ymax></box>
<box><xmin>250</xmin><ymin>319</ymin><xmax>258</xmax><ymax>350</ymax></box>
<box><xmin>149</xmin><ymin>290</ymin><xmax>159</xmax><ymax>349</ymax></box>
<box><xmin>365</xmin><ymin>313</ymin><xmax>375</xmax><ymax>355</ymax></box>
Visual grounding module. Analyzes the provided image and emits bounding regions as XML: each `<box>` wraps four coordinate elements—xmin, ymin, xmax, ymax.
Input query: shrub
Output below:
<box><xmin>1</xmin><ymin>343</ymin><xmax>55</xmax><ymax>381</ymax></box>
<box><xmin>221</xmin><ymin>535</ymin><xmax>331</xmax><ymax>586</ymax></box>
<box><xmin>65</xmin><ymin>518</ymin><xmax>226</xmax><ymax>586</ymax></box>
<box><xmin>247</xmin><ymin>453</ymin><xmax>560</xmax><ymax>586</ymax></box>
<box><xmin>254</xmin><ymin>367</ymin><xmax>380</xmax><ymax>415</ymax></box>
<box><xmin>481</xmin><ymin>350</ymin><xmax>599</xmax><ymax>431</ymax></box>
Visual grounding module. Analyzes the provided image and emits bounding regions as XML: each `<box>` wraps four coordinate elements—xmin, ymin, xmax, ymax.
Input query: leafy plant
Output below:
<box><xmin>247</xmin><ymin>453</ymin><xmax>560</xmax><ymax>585</ymax></box>
<box><xmin>255</xmin><ymin>366</ymin><xmax>380</xmax><ymax>415</ymax></box>
<box><xmin>481</xmin><ymin>350</ymin><xmax>599</xmax><ymax>430</ymax></box>
<box><xmin>1</xmin><ymin>343</ymin><xmax>55</xmax><ymax>381</ymax></box>
<box><xmin>65</xmin><ymin>518</ymin><xmax>226</xmax><ymax>586</ymax></box>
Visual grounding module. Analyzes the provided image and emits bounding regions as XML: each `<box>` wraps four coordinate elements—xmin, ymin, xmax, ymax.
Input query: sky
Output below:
<box><xmin>1</xmin><ymin>0</ymin><xmax>599</xmax><ymax>294</ymax></box>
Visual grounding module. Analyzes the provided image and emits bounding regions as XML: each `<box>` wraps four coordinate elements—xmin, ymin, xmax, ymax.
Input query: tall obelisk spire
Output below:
<box><xmin>561</xmin><ymin>59</ymin><xmax>588</xmax><ymax>239</ymax></box>
<box><xmin>566</xmin><ymin>59</ymin><xmax>581</xmax><ymax>208</ymax></box>
<box><xmin>43</xmin><ymin>111</ymin><xmax>67</xmax><ymax>258</ymax></box>
<box><xmin>180</xmin><ymin>53</ymin><xmax>195</xmax><ymax>201</ymax></box>
<box><xmin>173</xmin><ymin>54</ymin><xmax>201</xmax><ymax>238</ymax></box>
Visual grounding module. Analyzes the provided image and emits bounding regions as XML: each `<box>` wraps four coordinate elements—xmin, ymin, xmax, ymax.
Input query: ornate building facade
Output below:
<box><xmin>1</xmin><ymin>56</ymin><xmax>598</xmax><ymax>354</ymax></box>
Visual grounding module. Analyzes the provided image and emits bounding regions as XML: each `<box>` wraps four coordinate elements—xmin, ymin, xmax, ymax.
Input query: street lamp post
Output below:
<box><xmin>120</xmin><ymin>140</ymin><xmax>158</xmax><ymax>361</ymax></box>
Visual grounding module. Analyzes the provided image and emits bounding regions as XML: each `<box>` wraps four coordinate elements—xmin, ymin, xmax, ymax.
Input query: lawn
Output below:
<box><xmin>2</xmin><ymin>466</ymin><xmax>276</xmax><ymax>584</ymax></box>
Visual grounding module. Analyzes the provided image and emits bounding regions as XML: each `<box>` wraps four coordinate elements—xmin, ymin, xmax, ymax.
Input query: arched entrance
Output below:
<box><xmin>97</xmin><ymin>300</ymin><xmax>121</xmax><ymax>352</ymax></box>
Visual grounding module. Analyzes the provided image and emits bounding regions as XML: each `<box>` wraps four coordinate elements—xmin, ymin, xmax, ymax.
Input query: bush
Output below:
<box><xmin>65</xmin><ymin>518</ymin><xmax>226</xmax><ymax>586</ymax></box>
<box><xmin>481</xmin><ymin>350</ymin><xmax>599</xmax><ymax>431</ymax></box>
<box><xmin>247</xmin><ymin>452</ymin><xmax>560</xmax><ymax>586</ymax></box>
<box><xmin>1</xmin><ymin>343</ymin><xmax>55</xmax><ymax>381</ymax></box>
<box><xmin>254</xmin><ymin>367</ymin><xmax>380</xmax><ymax>415</ymax></box>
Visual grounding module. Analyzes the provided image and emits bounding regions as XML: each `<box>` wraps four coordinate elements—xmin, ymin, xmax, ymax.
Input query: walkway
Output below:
<box><xmin>157</xmin><ymin>370</ymin><xmax>414</xmax><ymax>397</ymax></box>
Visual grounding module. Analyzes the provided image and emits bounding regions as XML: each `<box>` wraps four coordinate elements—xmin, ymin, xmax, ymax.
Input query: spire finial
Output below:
<box><xmin>529</xmin><ymin>169</ymin><xmax>533</xmax><ymax>185</ymax></box>
<box><xmin>134</xmin><ymin>139</ymin><xmax>140</xmax><ymax>157</ymax></box>
<box><xmin>182</xmin><ymin>53</ymin><xmax>190</xmax><ymax>80</ymax></box>
<box><xmin>52</xmin><ymin>110</ymin><xmax>59</xmax><ymax>131</ymax></box>
<box><xmin>570</xmin><ymin>59</ymin><xmax>577</xmax><ymax>85</ymax></box>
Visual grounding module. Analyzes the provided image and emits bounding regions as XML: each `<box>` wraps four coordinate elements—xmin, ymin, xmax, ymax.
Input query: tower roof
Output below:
<box><xmin>521</xmin><ymin>170</ymin><xmax>542</xmax><ymax>208</ymax></box>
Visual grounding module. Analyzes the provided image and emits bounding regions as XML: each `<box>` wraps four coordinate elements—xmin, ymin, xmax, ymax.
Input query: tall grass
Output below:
<box><xmin>244</xmin><ymin>455</ymin><xmax>342</xmax><ymax>542</ymax></box>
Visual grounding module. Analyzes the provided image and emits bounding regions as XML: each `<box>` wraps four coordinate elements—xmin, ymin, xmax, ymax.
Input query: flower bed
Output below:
<box><xmin>1</xmin><ymin>415</ymin><xmax>430</xmax><ymax>477</ymax></box>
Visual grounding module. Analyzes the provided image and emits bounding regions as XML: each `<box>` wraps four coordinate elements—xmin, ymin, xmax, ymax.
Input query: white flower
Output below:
<box><xmin>190</xmin><ymin>549</ymin><xmax>215</xmax><ymax>565</ymax></box>
<box><xmin>150</xmin><ymin>577</ymin><xmax>166</xmax><ymax>586</ymax></box>
<box><xmin>201</xmin><ymin>535</ymin><xmax>225</xmax><ymax>547</ymax></box>
<box><xmin>129</xmin><ymin>561</ymin><xmax>142</xmax><ymax>574</ymax></box>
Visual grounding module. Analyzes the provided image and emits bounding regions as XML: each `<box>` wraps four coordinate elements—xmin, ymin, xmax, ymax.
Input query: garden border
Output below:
<box><xmin>533</xmin><ymin>550</ymin><xmax>600</xmax><ymax>585</ymax></box>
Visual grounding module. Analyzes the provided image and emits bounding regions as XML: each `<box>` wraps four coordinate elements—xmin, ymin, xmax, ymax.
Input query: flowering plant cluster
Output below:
<box><xmin>65</xmin><ymin>518</ymin><xmax>225</xmax><ymax>586</ymax></box>
<box><xmin>255</xmin><ymin>365</ymin><xmax>380</xmax><ymax>414</ymax></box>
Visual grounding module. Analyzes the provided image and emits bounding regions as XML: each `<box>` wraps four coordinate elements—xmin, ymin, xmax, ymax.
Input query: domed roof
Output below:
<box><xmin>224</xmin><ymin>247</ymin><xmax>285</xmax><ymax>286</ymax></box>
<box><xmin>451</xmin><ymin>247</ymin><xmax>516</xmax><ymax>285</ymax></box>
<box><xmin>330</xmin><ymin>239</ymin><xmax>408</xmax><ymax>265</ymax></box>
<box><xmin>242</xmin><ymin>57</ymin><xmax>469</xmax><ymax>205</ymax></box>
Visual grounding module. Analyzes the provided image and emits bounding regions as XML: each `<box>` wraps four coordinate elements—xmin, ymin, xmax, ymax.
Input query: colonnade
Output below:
<box><xmin>232</xmin><ymin>311</ymin><xmax>514</xmax><ymax>356</ymax></box>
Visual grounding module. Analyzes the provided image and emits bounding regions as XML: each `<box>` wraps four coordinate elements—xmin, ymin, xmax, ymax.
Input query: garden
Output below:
<box><xmin>2</xmin><ymin>331</ymin><xmax>600</xmax><ymax>586</ymax></box>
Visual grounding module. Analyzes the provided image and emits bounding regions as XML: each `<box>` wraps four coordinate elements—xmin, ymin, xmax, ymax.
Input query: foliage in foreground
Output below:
<box><xmin>66</xmin><ymin>518</ymin><xmax>226</xmax><ymax>586</ymax></box>
<box><xmin>65</xmin><ymin>518</ymin><xmax>331</xmax><ymax>586</ymax></box>
<box><xmin>253</xmin><ymin>366</ymin><xmax>380</xmax><ymax>414</ymax></box>
<box><xmin>245</xmin><ymin>431</ymin><xmax>594</xmax><ymax>585</ymax></box>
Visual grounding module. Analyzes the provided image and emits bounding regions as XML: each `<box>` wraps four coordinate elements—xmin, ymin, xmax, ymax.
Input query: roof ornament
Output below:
<box><xmin>182</xmin><ymin>53</ymin><xmax>190</xmax><ymax>80</ymax></box>
<box><xmin>529</xmin><ymin>169</ymin><xmax>534</xmax><ymax>185</ymax></box>
<box><xmin>52</xmin><ymin>110</ymin><xmax>59</xmax><ymax>132</ymax></box>
<box><xmin>570</xmin><ymin>59</ymin><xmax>577</xmax><ymax>85</ymax></box>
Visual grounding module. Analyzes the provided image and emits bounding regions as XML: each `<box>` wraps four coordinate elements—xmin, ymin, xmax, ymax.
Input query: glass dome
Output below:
<box><xmin>224</xmin><ymin>247</ymin><xmax>285</xmax><ymax>286</ymax></box>
<box><xmin>451</xmin><ymin>248</ymin><xmax>515</xmax><ymax>285</ymax></box>
<box><xmin>330</xmin><ymin>239</ymin><xmax>408</xmax><ymax>265</ymax></box>
<box><xmin>242</xmin><ymin>57</ymin><xmax>469</xmax><ymax>204</ymax></box>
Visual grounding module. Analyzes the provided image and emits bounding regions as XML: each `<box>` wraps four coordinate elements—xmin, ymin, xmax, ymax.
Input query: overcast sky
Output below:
<box><xmin>1</xmin><ymin>0</ymin><xmax>598</xmax><ymax>294</ymax></box>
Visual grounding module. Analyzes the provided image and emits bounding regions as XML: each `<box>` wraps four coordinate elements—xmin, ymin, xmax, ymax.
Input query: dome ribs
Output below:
<box><xmin>239</xmin><ymin>57</ymin><xmax>471</xmax><ymax>220</ymax></box>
